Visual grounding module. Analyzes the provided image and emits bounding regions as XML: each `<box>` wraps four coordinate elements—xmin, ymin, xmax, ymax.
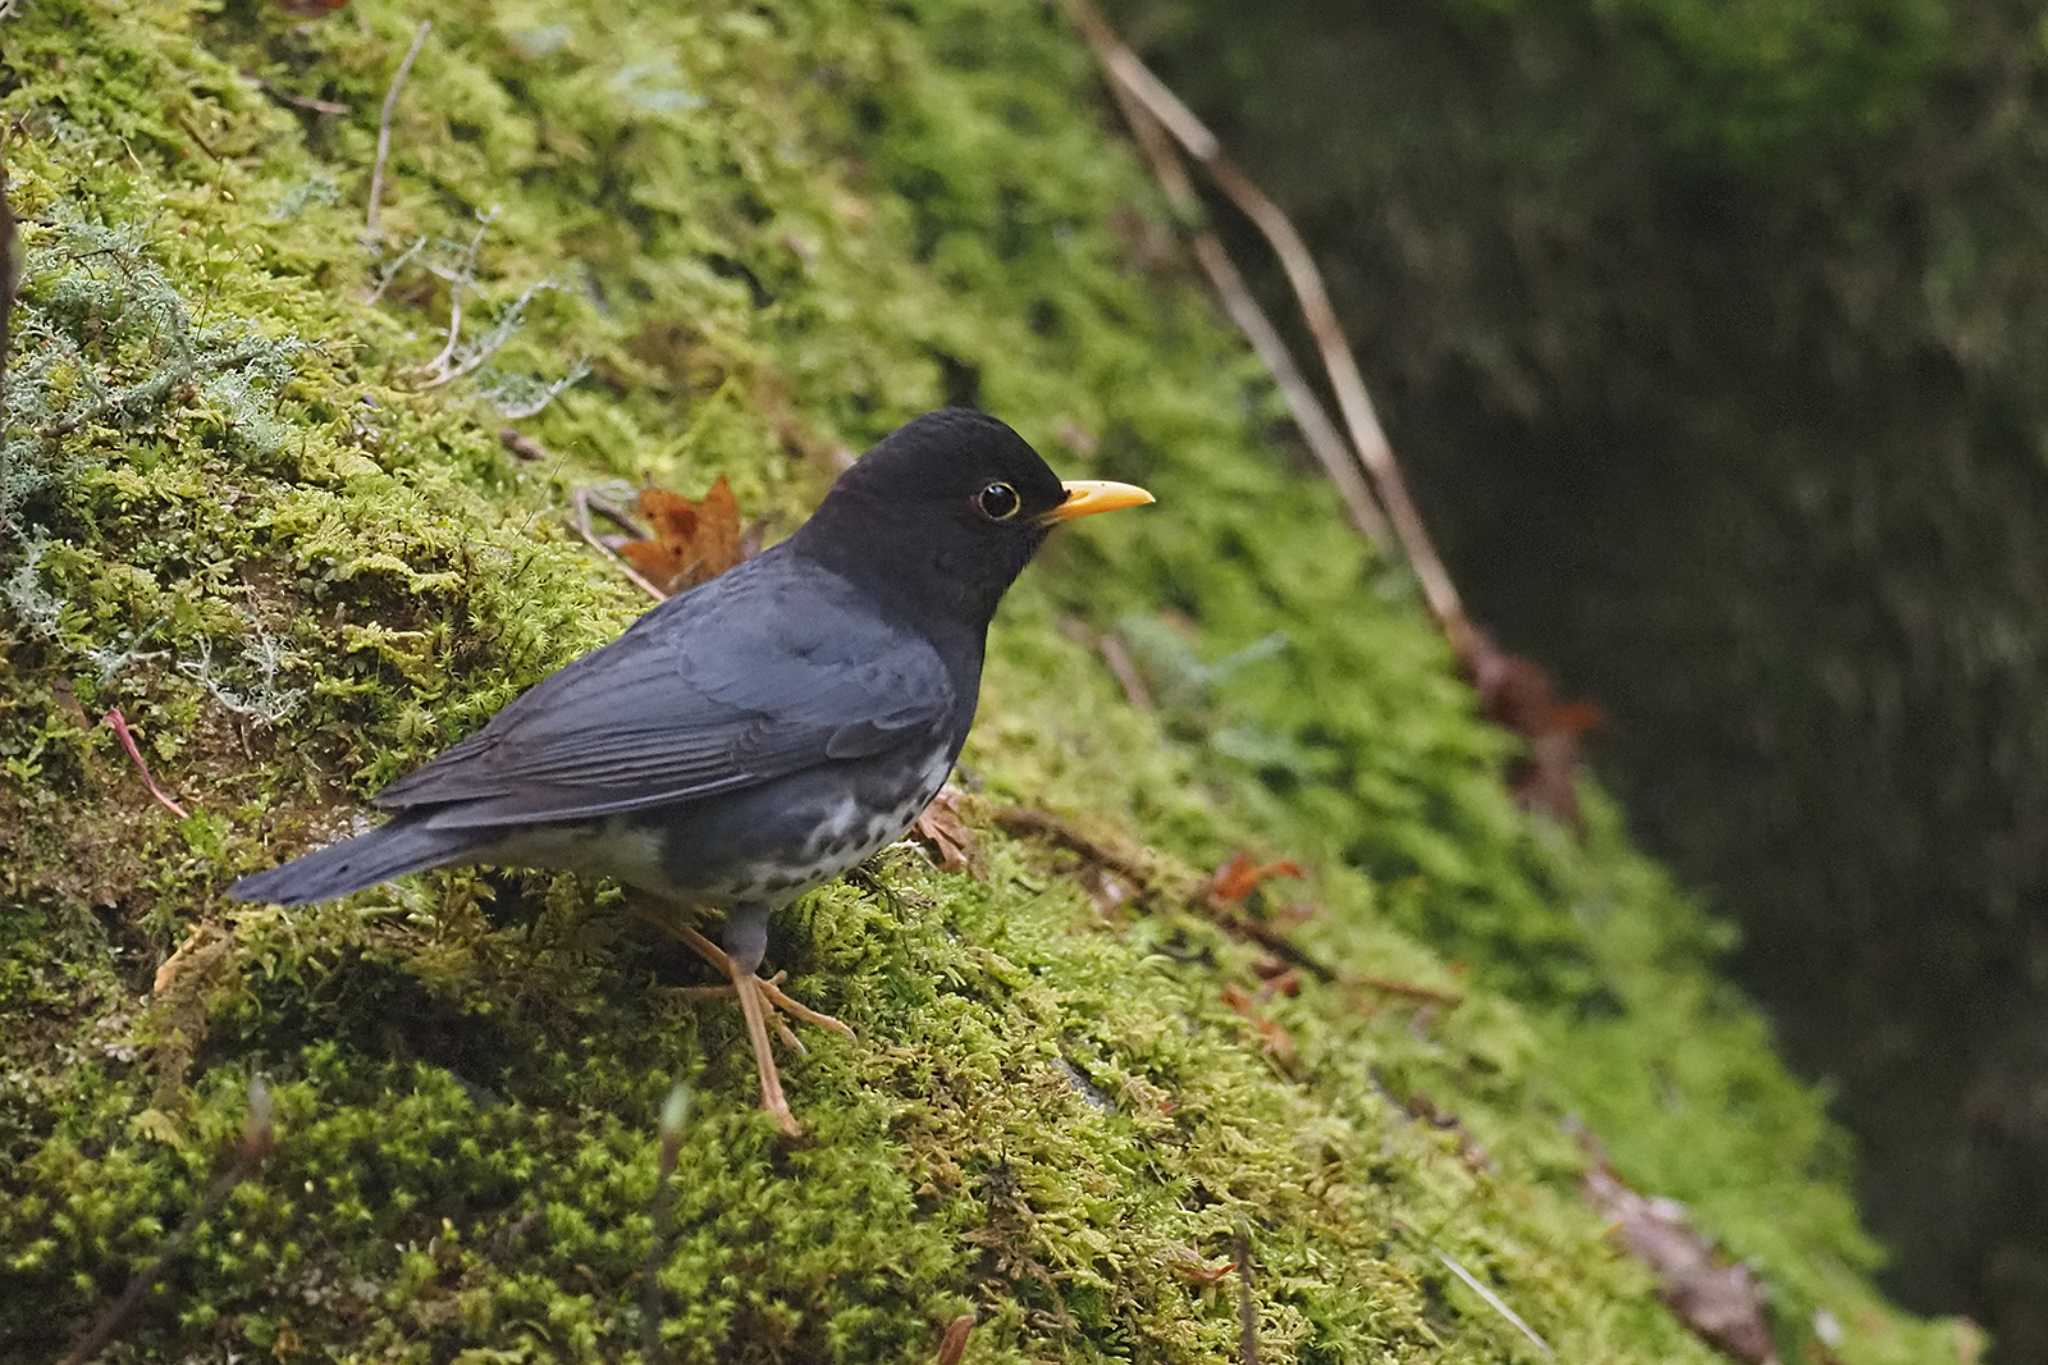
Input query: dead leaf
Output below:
<box><xmin>618</xmin><ymin>476</ymin><xmax>746</xmax><ymax>596</ymax></box>
<box><xmin>1204</xmin><ymin>851</ymin><xmax>1305</xmax><ymax>906</ymax></box>
<box><xmin>934</xmin><ymin>1313</ymin><xmax>975</xmax><ymax>1365</ymax></box>
<box><xmin>1579</xmin><ymin>1133</ymin><xmax>1779</xmax><ymax>1363</ymax></box>
<box><xmin>1451</xmin><ymin>623</ymin><xmax>1604</xmax><ymax>832</ymax></box>
<box><xmin>911</xmin><ymin>786</ymin><xmax>982</xmax><ymax>876</ymax></box>
<box><xmin>277</xmin><ymin>0</ymin><xmax>349</xmax><ymax>13</ymax></box>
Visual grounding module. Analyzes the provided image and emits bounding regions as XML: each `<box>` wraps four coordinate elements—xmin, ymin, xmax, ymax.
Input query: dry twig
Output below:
<box><xmin>571</xmin><ymin>487</ymin><xmax>668</xmax><ymax>602</ymax></box>
<box><xmin>1096</xmin><ymin>629</ymin><xmax>1155</xmax><ymax>711</ymax></box>
<box><xmin>250</xmin><ymin>76</ymin><xmax>351</xmax><ymax>116</ymax></box>
<box><xmin>1234</xmin><ymin>1218</ymin><xmax>1260</xmax><ymax>1364</ymax></box>
<box><xmin>365</xmin><ymin>20</ymin><xmax>431</xmax><ymax>244</ymax></box>
<box><xmin>1096</xmin><ymin>64</ymin><xmax>1390</xmax><ymax>548</ymax></box>
<box><xmin>1066</xmin><ymin>0</ymin><xmax>1463</xmax><ymax>632</ymax></box>
<box><xmin>102</xmin><ymin>707</ymin><xmax>190</xmax><ymax>819</ymax></box>
<box><xmin>990</xmin><ymin>805</ymin><xmax>1158</xmax><ymax>891</ymax></box>
<box><xmin>1430</xmin><ymin>1244</ymin><xmax>1555</xmax><ymax>1359</ymax></box>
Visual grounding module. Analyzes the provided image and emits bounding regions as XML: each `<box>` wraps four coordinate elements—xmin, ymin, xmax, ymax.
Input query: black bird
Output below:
<box><xmin>231</xmin><ymin>409</ymin><xmax>1153</xmax><ymax>1134</ymax></box>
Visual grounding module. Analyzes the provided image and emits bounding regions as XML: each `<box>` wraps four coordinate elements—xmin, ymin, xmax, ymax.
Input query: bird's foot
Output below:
<box><xmin>654</xmin><ymin>919</ymin><xmax>853</xmax><ymax>1138</ymax></box>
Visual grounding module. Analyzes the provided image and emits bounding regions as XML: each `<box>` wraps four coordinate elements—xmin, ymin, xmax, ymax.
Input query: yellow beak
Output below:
<box><xmin>1042</xmin><ymin>479</ymin><xmax>1156</xmax><ymax>525</ymax></box>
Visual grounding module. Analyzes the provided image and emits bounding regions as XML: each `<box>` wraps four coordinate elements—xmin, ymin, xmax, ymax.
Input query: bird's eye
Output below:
<box><xmin>975</xmin><ymin>481</ymin><xmax>1022</xmax><ymax>521</ymax></box>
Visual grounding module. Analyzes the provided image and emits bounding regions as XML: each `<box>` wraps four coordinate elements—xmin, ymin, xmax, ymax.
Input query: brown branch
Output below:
<box><xmin>499</xmin><ymin>427</ymin><xmax>548</xmax><ymax>462</ymax></box>
<box><xmin>1354</xmin><ymin>970</ymin><xmax>1464</xmax><ymax>1008</ymax></box>
<box><xmin>365</xmin><ymin>20</ymin><xmax>430</xmax><ymax>244</ymax></box>
<box><xmin>1099</xmin><ymin>67</ymin><xmax>1391</xmax><ymax>549</ymax></box>
<box><xmin>990</xmin><ymin>805</ymin><xmax>1158</xmax><ymax>891</ymax></box>
<box><xmin>1066</xmin><ymin>0</ymin><xmax>1464</xmax><ymax>634</ymax></box>
<box><xmin>1234</xmin><ymin>1218</ymin><xmax>1260</xmax><ymax>1364</ymax></box>
<box><xmin>571</xmin><ymin>487</ymin><xmax>667</xmax><ymax>602</ymax></box>
<box><xmin>249</xmin><ymin>75</ymin><xmax>350</xmax><ymax>116</ymax></box>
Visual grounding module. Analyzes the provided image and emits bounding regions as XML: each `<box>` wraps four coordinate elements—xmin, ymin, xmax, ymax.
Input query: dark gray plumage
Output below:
<box><xmin>230</xmin><ymin>408</ymin><xmax>1154</xmax><ymax>1134</ymax></box>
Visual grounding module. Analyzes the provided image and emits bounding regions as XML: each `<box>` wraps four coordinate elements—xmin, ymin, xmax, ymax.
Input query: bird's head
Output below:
<box><xmin>793</xmin><ymin>408</ymin><xmax>1154</xmax><ymax>630</ymax></box>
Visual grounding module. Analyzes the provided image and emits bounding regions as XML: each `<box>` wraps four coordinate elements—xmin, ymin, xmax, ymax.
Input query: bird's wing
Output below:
<box><xmin>372</xmin><ymin>556</ymin><xmax>955</xmax><ymax>828</ymax></box>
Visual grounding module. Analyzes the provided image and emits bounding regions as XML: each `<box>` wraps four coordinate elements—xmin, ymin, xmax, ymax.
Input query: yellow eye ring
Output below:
<box><xmin>976</xmin><ymin>481</ymin><xmax>1022</xmax><ymax>521</ymax></box>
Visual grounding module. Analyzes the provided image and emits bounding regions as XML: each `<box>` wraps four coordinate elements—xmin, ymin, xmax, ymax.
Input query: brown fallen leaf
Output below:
<box><xmin>910</xmin><ymin>786</ymin><xmax>982</xmax><ymax>876</ymax></box>
<box><xmin>277</xmin><ymin>0</ymin><xmax>349</xmax><ymax>13</ymax></box>
<box><xmin>934</xmin><ymin>1312</ymin><xmax>975</xmax><ymax>1365</ymax></box>
<box><xmin>1204</xmin><ymin>850</ymin><xmax>1305</xmax><ymax>906</ymax></box>
<box><xmin>1451</xmin><ymin>623</ymin><xmax>1604</xmax><ymax>833</ymax></box>
<box><xmin>1578</xmin><ymin>1131</ymin><xmax>1779</xmax><ymax>1364</ymax></box>
<box><xmin>618</xmin><ymin>476</ymin><xmax>746</xmax><ymax>596</ymax></box>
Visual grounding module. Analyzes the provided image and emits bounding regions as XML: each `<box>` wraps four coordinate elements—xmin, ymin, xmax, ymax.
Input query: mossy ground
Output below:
<box><xmin>0</xmin><ymin>1</ymin><xmax>1980</xmax><ymax>1361</ymax></box>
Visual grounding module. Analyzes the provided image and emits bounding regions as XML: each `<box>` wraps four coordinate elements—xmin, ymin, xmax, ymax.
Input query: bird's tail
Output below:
<box><xmin>229</xmin><ymin>817</ymin><xmax>488</xmax><ymax>907</ymax></box>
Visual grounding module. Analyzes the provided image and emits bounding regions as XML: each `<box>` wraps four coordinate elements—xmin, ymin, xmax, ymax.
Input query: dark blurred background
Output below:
<box><xmin>1103</xmin><ymin>0</ymin><xmax>2048</xmax><ymax>1356</ymax></box>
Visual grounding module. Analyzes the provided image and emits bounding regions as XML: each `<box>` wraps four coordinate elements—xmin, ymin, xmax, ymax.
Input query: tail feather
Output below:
<box><xmin>229</xmin><ymin>818</ymin><xmax>486</xmax><ymax>907</ymax></box>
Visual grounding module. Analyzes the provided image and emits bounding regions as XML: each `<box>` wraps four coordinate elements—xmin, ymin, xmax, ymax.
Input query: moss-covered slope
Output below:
<box><xmin>0</xmin><ymin>1</ymin><xmax>1978</xmax><ymax>1361</ymax></box>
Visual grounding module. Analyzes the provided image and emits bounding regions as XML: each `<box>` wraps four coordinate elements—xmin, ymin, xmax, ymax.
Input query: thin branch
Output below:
<box><xmin>102</xmin><ymin>707</ymin><xmax>191</xmax><ymax>819</ymax></box>
<box><xmin>500</xmin><ymin>427</ymin><xmax>549</xmax><ymax>462</ymax></box>
<box><xmin>1067</xmin><ymin>0</ymin><xmax>1464</xmax><ymax>633</ymax></box>
<box><xmin>249</xmin><ymin>76</ymin><xmax>350</xmax><ymax>116</ymax></box>
<box><xmin>1353</xmin><ymin>970</ymin><xmax>1464</xmax><ymax>1008</ymax></box>
<box><xmin>365</xmin><ymin>20</ymin><xmax>431</xmax><ymax>244</ymax></box>
<box><xmin>365</xmin><ymin>234</ymin><xmax>427</xmax><ymax>305</ymax></box>
<box><xmin>1100</xmin><ymin>69</ymin><xmax>1391</xmax><ymax>548</ymax></box>
<box><xmin>571</xmin><ymin>487</ymin><xmax>667</xmax><ymax>602</ymax></box>
<box><xmin>1096</xmin><ymin>629</ymin><xmax>1155</xmax><ymax>711</ymax></box>
<box><xmin>1431</xmin><ymin>1246</ymin><xmax>1555</xmax><ymax>1359</ymax></box>
<box><xmin>990</xmin><ymin>805</ymin><xmax>1158</xmax><ymax>891</ymax></box>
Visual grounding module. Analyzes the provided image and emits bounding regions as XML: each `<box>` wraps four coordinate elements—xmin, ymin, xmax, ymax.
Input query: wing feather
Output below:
<box><xmin>373</xmin><ymin>555</ymin><xmax>954</xmax><ymax>828</ymax></box>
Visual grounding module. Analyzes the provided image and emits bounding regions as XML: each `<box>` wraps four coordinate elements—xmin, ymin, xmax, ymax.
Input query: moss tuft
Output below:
<box><xmin>0</xmin><ymin>1</ymin><xmax>1976</xmax><ymax>1361</ymax></box>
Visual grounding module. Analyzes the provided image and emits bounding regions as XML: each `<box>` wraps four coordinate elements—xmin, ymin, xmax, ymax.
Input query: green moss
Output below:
<box><xmin>0</xmin><ymin>0</ymin><xmax>1978</xmax><ymax>1361</ymax></box>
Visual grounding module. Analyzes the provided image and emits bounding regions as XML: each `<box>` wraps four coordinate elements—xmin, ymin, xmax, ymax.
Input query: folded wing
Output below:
<box><xmin>373</xmin><ymin>556</ymin><xmax>953</xmax><ymax>828</ymax></box>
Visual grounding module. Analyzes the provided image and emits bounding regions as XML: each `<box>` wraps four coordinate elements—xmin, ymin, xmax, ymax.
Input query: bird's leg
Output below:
<box><xmin>635</xmin><ymin>904</ymin><xmax>851</xmax><ymax>1137</ymax></box>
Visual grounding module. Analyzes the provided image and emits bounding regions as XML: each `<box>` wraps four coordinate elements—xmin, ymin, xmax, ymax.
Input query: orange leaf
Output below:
<box><xmin>618</xmin><ymin>477</ymin><xmax>747</xmax><ymax>596</ymax></box>
<box><xmin>1205</xmin><ymin>851</ymin><xmax>1305</xmax><ymax>905</ymax></box>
